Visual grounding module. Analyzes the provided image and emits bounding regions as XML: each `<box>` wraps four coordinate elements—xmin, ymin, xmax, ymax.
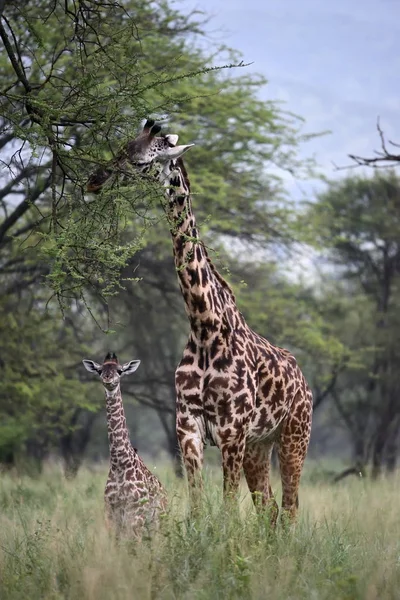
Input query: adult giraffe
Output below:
<box><xmin>87</xmin><ymin>120</ymin><xmax>313</xmax><ymax>523</ymax></box>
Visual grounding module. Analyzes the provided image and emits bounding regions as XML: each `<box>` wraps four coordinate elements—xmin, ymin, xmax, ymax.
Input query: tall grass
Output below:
<box><xmin>0</xmin><ymin>462</ymin><xmax>399</xmax><ymax>599</ymax></box>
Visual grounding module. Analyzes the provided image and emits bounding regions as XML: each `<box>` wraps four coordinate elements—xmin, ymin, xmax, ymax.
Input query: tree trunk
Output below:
<box><xmin>371</xmin><ymin>412</ymin><xmax>393</xmax><ymax>479</ymax></box>
<box><xmin>383</xmin><ymin>414</ymin><xmax>400</xmax><ymax>473</ymax></box>
<box><xmin>59</xmin><ymin>410</ymin><xmax>97</xmax><ymax>478</ymax></box>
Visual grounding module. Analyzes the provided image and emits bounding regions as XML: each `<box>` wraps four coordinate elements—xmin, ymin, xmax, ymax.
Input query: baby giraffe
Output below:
<box><xmin>82</xmin><ymin>352</ymin><xmax>167</xmax><ymax>539</ymax></box>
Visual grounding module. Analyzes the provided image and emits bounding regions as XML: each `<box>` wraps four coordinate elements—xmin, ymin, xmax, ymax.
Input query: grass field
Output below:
<box><xmin>0</xmin><ymin>461</ymin><xmax>399</xmax><ymax>599</ymax></box>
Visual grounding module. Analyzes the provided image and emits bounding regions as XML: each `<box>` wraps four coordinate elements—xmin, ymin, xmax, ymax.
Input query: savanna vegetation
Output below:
<box><xmin>1</xmin><ymin>465</ymin><xmax>400</xmax><ymax>600</ymax></box>
<box><xmin>1</xmin><ymin>0</ymin><xmax>400</xmax><ymax>596</ymax></box>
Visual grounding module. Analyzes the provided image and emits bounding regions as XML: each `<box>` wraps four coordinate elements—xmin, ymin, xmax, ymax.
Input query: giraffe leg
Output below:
<box><xmin>104</xmin><ymin>500</ymin><xmax>113</xmax><ymax>531</ymax></box>
<box><xmin>220</xmin><ymin>432</ymin><xmax>246</xmax><ymax>502</ymax></box>
<box><xmin>175</xmin><ymin>359</ymin><xmax>205</xmax><ymax>511</ymax></box>
<box><xmin>104</xmin><ymin>470</ymin><xmax>117</xmax><ymax>533</ymax></box>
<box><xmin>277</xmin><ymin>391</ymin><xmax>312</xmax><ymax>525</ymax></box>
<box><xmin>243</xmin><ymin>442</ymin><xmax>278</xmax><ymax>526</ymax></box>
<box><xmin>176</xmin><ymin>410</ymin><xmax>204</xmax><ymax>510</ymax></box>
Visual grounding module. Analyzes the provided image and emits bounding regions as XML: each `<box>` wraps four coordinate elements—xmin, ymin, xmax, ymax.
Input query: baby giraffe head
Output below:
<box><xmin>82</xmin><ymin>352</ymin><xmax>140</xmax><ymax>394</ymax></box>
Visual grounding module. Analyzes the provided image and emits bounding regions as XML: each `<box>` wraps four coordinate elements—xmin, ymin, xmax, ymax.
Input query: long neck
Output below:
<box><xmin>105</xmin><ymin>385</ymin><xmax>132</xmax><ymax>467</ymax></box>
<box><xmin>164</xmin><ymin>159</ymin><xmax>239</xmax><ymax>344</ymax></box>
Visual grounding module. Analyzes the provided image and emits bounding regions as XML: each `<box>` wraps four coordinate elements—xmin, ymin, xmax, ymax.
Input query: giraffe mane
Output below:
<box><xmin>174</xmin><ymin>158</ymin><xmax>236</xmax><ymax>302</ymax></box>
<box><xmin>206</xmin><ymin>255</ymin><xmax>236</xmax><ymax>300</ymax></box>
<box><xmin>175</xmin><ymin>157</ymin><xmax>190</xmax><ymax>190</ymax></box>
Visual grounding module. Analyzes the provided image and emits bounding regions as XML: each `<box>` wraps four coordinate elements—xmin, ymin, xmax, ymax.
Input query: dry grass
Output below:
<box><xmin>0</xmin><ymin>462</ymin><xmax>399</xmax><ymax>599</ymax></box>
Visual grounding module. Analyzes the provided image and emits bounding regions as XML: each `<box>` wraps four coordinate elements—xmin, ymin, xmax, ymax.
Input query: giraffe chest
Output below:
<box><xmin>189</xmin><ymin>369</ymin><xmax>295</xmax><ymax>448</ymax></box>
<box><xmin>182</xmin><ymin>361</ymin><xmax>256</xmax><ymax>446</ymax></box>
<box><xmin>105</xmin><ymin>467</ymin><xmax>149</xmax><ymax>507</ymax></box>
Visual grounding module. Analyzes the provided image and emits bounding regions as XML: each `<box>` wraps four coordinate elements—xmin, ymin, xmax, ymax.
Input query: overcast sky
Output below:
<box><xmin>187</xmin><ymin>0</ymin><xmax>400</xmax><ymax>195</ymax></box>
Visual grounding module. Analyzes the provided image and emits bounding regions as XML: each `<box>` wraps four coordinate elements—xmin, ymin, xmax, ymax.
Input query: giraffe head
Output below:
<box><xmin>86</xmin><ymin>120</ymin><xmax>194</xmax><ymax>193</ymax></box>
<box><xmin>82</xmin><ymin>352</ymin><xmax>140</xmax><ymax>393</ymax></box>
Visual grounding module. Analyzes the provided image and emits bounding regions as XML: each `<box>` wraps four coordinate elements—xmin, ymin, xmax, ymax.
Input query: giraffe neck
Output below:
<box><xmin>104</xmin><ymin>385</ymin><xmax>133</xmax><ymax>467</ymax></box>
<box><xmin>163</xmin><ymin>159</ymin><xmax>240</xmax><ymax>344</ymax></box>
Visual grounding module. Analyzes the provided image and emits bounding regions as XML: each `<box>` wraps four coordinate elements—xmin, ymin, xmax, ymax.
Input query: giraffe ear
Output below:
<box><xmin>120</xmin><ymin>360</ymin><xmax>141</xmax><ymax>376</ymax></box>
<box><xmin>82</xmin><ymin>359</ymin><xmax>102</xmax><ymax>374</ymax></box>
<box><xmin>165</xmin><ymin>133</ymin><xmax>179</xmax><ymax>147</ymax></box>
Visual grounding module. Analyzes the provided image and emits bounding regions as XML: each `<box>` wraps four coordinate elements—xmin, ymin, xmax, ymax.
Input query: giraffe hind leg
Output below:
<box><xmin>277</xmin><ymin>391</ymin><xmax>312</xmax><ymax>525</ymax></box>
<box><xmin>243</xmin><ymin>441</ymin><xmax>278</xmax><ymax>527</ymax></box>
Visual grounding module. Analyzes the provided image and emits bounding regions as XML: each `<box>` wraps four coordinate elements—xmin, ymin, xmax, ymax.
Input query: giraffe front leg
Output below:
<box><xmin>176</xmin><ymin>410</ymin><xmax>204</xmax><ymax>511</ymax></box>
<box><xmin>104</xmin><ymin>470</ymin><xmax>118</xmax><ymax>534</ymax></box>
<box><xmin>220</xmin><ymin>432</ymin><xmax>246</xmax><ymax>503</ymax></box>
<box><xmin>175</xmin><ymin>358</ymin><xmax>204</xmax><ymax>512</ymax></box>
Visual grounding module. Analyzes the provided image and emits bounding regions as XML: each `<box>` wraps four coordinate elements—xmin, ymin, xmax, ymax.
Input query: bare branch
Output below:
<box><xmin>313</xmin><ymin>359</ymin><xmax>346</xmax><ymax>411</ymax></box>
<box><xmin>347</xmin><ymin>119</ymin><xmax>400</xmax><ymax>169</ymax></box>
<box><xmin>0</xmin><ymin>174</ymin><xmax>51</xmax><ymax>245</ymax></box>
<box><xmin>0</xmin><ymin>165</ymin><xmax>39</xmax><ymax>201</ymax></box>
<box><xmin>0</xmin><ymin>0</ymin><xmax>7</xmax><ymax>18</ymax></box>
<box><xmin>0</xmin><ymin>18</ymin><xmax>31</xmax><ymax>94</ymax></box>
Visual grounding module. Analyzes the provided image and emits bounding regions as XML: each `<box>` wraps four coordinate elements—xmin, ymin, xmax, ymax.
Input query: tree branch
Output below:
<box><xmin>0</xmin><ymin>174</ymin><xmax>51</xmax><ymax>245</ymax></box>
<box><xmin>0</xmin><ymin>18</ymin><xmax>31</xmax><ymax>93</ymax></box>
<box><xmin>0</xmin><ymin>165</ymin><xmax>39</xmax><ymax>201</ymax></box>
<box><xmin>348</xmin><ymin>119</ymin><xmax>400</xmax><ymax>168</ymax></box>
<box><xmin>313</xmin><ymin>360</ymin><xmax>346</xmax><ymax>411</ymax></box>
<box><xmin>0</xmin><ymin>0</ymin><xmax>7</xmax><ymax>18</ymax></box>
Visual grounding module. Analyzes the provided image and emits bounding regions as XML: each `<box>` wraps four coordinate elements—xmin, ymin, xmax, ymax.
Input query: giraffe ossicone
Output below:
<box><xmin>87</xmin><ymin>122</ymin><xmax>313</xmax><ymax>525</ymax></box>
<box><xmin>82</xmin><ymin>351</ymin><xmax>167</xmax><ymax>539</ymax></box>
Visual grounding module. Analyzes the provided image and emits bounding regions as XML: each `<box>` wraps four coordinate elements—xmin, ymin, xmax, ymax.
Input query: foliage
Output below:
<box><xmin>0</xmin><ymin>290</ymin><xmax>100</xmax><ymax>467</ymax></box>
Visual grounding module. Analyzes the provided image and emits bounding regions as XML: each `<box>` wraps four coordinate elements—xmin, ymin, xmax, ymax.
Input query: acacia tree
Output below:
<box><xmin>0</xmin><ymin>0</ymin><xmax>232</xmax><ymax>467</ymax></box>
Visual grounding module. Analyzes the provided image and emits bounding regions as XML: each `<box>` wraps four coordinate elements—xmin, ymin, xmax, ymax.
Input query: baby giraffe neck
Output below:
<box><xmin>105</xmin><ymin>386</ymin><xmax>132</xmax><ymax>467</ymax></box>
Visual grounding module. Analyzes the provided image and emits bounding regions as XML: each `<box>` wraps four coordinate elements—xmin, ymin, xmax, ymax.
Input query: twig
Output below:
<box><xmin>338</xmin><ymin>118</ymin><xmax>400</xmax><ymax>170</ymax></box>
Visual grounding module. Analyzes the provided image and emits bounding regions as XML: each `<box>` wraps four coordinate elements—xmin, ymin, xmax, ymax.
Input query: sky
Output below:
<box><xmin>186</xmin><ymin>0</ymin><xmax>400</xmax><ymax>197</ymax></box>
